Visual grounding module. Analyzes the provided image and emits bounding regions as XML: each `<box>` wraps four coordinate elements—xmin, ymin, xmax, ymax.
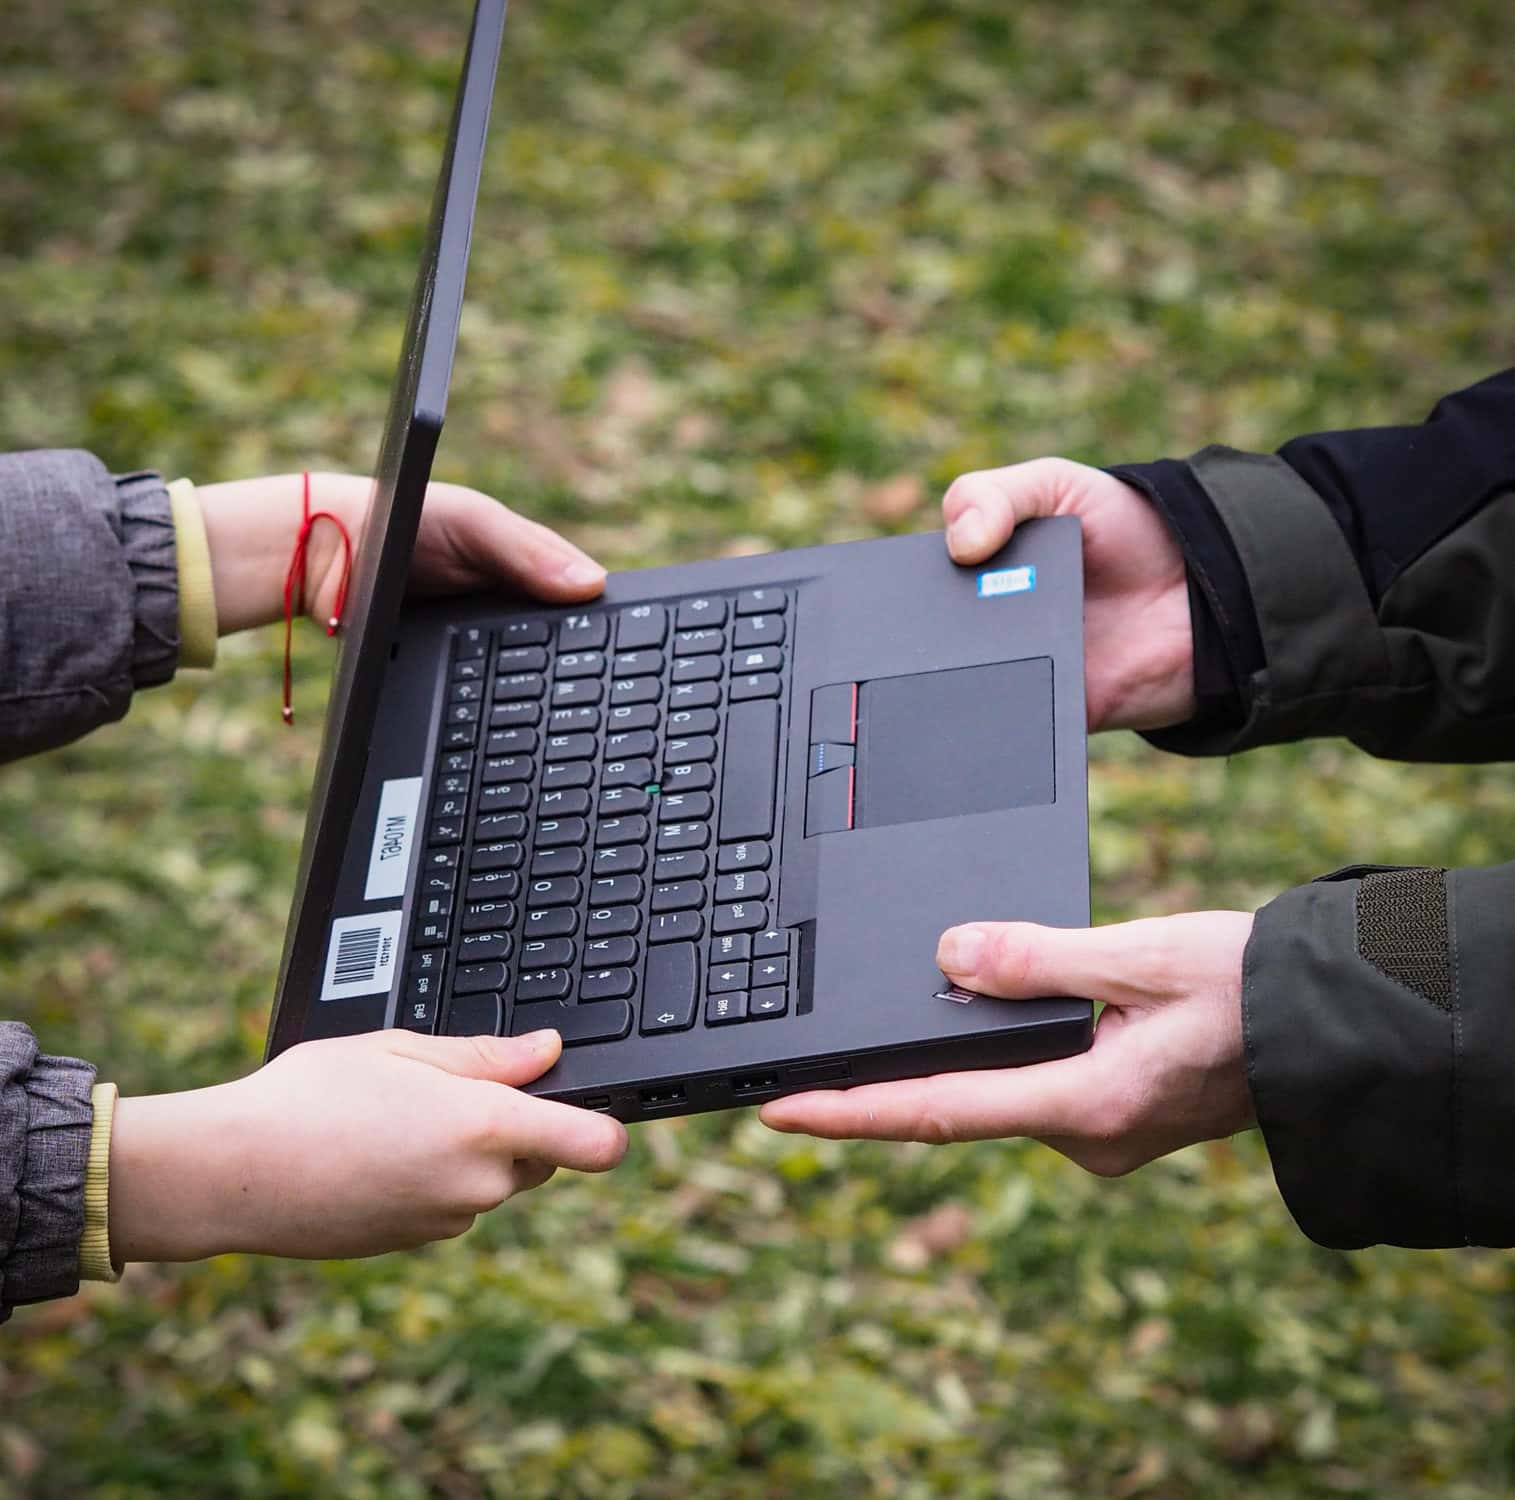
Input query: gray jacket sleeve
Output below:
<box><xmin>0</xmin><ymin>449</ymin><xmax>180</xmax><ymax>763</ymax></box>
<box><xmin>0</xmin><ymin>1023</ymin><xmax>97</xmax><ymax>1323</ymax></box>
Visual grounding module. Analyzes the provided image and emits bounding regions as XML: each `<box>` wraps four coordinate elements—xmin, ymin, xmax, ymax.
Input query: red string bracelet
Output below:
<box><xmin>282</xmin><ymin>472</ymin><xmax>354</xmax><ymax>725</ymax></box>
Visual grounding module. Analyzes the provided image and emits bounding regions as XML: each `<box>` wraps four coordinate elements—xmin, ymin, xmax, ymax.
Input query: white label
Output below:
<box><xmin>364</xmin><ymin>776</ymin><xmax>423</xmax><ymax>901</ymax></box>
<box><xmin>320</xmin><ymin>911</ymin><xmax>404</xmax><ymax>1002</ymax></box>
<box><xmin>977</xmin><ymin>564</ymin><xmax>1036</xmax><ymax>598</ymax></box>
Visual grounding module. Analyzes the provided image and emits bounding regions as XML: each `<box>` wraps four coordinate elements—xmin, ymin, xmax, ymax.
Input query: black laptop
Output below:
<box><xmin>264</xmin><ymin>0</ymin><xmax>1093</xmax><ymax>1121</ymax></box>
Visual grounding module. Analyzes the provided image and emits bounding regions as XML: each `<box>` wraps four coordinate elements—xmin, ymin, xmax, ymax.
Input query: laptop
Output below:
<box><xmin>264</xmin><ymin>0</ymin><xmax>1093</xmax><ymax>1121</ymax></box>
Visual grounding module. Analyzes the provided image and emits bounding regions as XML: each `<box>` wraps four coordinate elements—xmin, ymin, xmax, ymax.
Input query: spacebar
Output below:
<box><xmin>720</xmin><ymin>699</ymin><xmax>779</xmax><ymax>841</ymax></box>
<box><xmin>510</xmin><ymin>998</ymin><xmax>632</xmax><ymax>1045</ymax></box>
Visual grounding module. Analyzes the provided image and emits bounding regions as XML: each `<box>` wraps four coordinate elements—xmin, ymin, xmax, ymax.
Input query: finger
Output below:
<box><xmin>940</xmin><ymin>458</ymin><xmax>1071</xmax><ymax>565</ymax></box>
<box><xmin>381</xmin><ymin>1027</ymin><xmax>564</xmax><ymax>1085</ymax></box>
<box><xmin>478</xmin><ymin>1088</ymin><xmax>629</xmax><ymax>1174</ymax></box>
<box><xmin>936</xmin><ymin>919</ymin><xmax>1168</xmax><ymax>1005</ymax></box>
<box><xmin>439</xmin><ymin>486</ymin><xmax>606</xmax><ymax>600</ymax></box>
<box><xmin>759</xmin><ymin>1056</ymin><xmax>1096</xmax><ymax>1142</ymax></box>
<box><xmin>507</xmin><ymin>1158</ymin><xmax>557</xmax><ymax>1196</ymax></box>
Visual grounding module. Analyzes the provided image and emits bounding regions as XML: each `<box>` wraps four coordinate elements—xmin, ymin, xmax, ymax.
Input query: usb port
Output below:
<box><xmin>730</xmin><ymin>1070</ymin><xmax>781</xmax><ymax>1097</ymax></box>
<box><xmin>638</xmin><ymin>1083</ymin><xmax>686</xmax><ymax>1109</ymax></box>
<box><xmin>581</xmin><ymin>1094</ymin><xmax>612</xmax><ymax>1112</ymax></box>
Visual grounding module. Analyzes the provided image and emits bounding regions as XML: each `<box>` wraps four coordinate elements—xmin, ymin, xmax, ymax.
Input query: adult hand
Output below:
<box><xmin>760</xmin><ymin>912</ymin><xmax>1255</xmax><ymax>1177</ymax></box>
<box><xmin>108</xmin><ymin>1028</ymin><xmax>627</xmax><ymax>1262</ymax></box>
<box><xmin>942</xmin><ymin>459</ymin><xmax>1194</xmax><ymax>731</ymax></box>
<box><xmin>198</xmin><ymin>472</ymin><xmax>607</xmax><ymax>635</ymax></box>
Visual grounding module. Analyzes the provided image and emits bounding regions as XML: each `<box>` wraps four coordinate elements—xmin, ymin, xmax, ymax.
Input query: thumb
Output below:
<box><xmin>382</xmin><ymin>1027</ymin><xmax>564</xmax><ymax>1085</ymax></box>
<box><xmin>940</xmin><ymin>457</ymin><xmax>1079</xmax><ymax>565</ymax></box>
<box><xmin>437</xmin><ymin>484</ymin><xmax>606</xmax><ymax>601</ymax></box>
<box><xmin>936</xmin><ymin>920</ymin><xmax>1155</xmax><ymax>1006</ymax></box>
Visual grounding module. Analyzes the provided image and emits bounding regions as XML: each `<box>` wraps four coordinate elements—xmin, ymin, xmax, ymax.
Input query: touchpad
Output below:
<box><xmin>855</xmin><ymin>659</ymin><xmax>1054</xmax><ymax>829</ymax></box>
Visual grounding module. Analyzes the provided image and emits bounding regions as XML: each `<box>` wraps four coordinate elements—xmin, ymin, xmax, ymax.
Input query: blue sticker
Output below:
<box><xmin>977</xmin><ymin>565</ymin><xmax>1036</xmax><ymax>598</ymax></box>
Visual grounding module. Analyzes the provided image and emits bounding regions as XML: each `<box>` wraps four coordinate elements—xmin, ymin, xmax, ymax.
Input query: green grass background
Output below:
<box><xmin>3</xmin><ymin>1</ymin><xmax>1515</xmax><ymax>1495</ymax></box>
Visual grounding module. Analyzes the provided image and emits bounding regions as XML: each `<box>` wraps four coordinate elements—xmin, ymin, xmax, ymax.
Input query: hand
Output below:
<box><xmin>942</xmin><ymin>458</ymin><xmax>1194</xmax><ymax>731</ymax></box>
<box><xmin>108</xmin><ymin>1028</ymin><xmax>627</xmax><ymax>1262</ymax></box>
<box><xmin>760</xmin><ymin>912</ymin><xmax>1255</xmax><ymax>1177</ymax></box>
<box><xmin>197</xmin><ymin>472</ymin><xmax>608</xmax><ymax>635</ymax></box>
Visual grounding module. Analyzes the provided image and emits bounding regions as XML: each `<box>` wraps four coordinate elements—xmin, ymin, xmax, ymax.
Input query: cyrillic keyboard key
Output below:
<box><xmin>542</xmin><ymin>761</ymin><xmax>594</xmax><ymax>790</ymax></box>
<box><xmin>580</xmin><ymin>967</ymin><xmax>635</xmax><ymax>1002</ymax></box>
<box><xmin>616</xmin><ymin>604</ymin><xmax>667</xmax><ymax>651</ymax></box>
<box><xmin>657</xmin><ymin>821</ymin><xmax>710</xmax><ymax>852</ymax></box>
<box><xmin>479</xmin><ymin>783</ymin><xmax>530</xmax><ymax>813</ymax></box>
<box><xmin>749</xmin><ymin>986</ymin><xmax>788</xmax><ymax>1018</ymax></box>
<box><xmin>445</xmin><ymin>990</ymin><xmax>504</xmax><ymax>1036</ymax></box>
<box><xmin>559</xmin><ymin>613</ymin><xmax>608</xmax><ymax>651</ymax></box>
<box><xmin>585</xmin><ymin>936</ymin><xmax>639</xmax><ymax>966</ymax></box>
<box><xmin>641</xmin><ymin>942</ymin><xmax>698</xmax><ymax>1033</ymax></box>
<box><xmin>532</xmin><ymin>846</ymin><xmax>585</xmax><ymax>877</ymax></box>
<box><xmin>706</xmin><ymin>991</ymin><xmax>748</xmax><ymax>1026</ymax></box>
<box><xmin>713</xmin><ymin>901</ymin><xmax>768</xmax><ymax>934</ymax></box>
<box><xmin>674</xmin><ymin>628</ymin><xmax>725</xmax><ymax>656</ymax></box>
<box><xmin>649</xmin><ymin>910</ymin><xmax>703</xmax><ymax>944</ymax></box>
<box><xmin>730</xmin><ymin>672</ymin><xmax>781</xmax><ymax>702</ymax></box>
<box><xmin>655</xmin><ymin>851</ymin><xmax>708</xmax><ymax>881</ymax></box>
<box><xmin>512</xmin><ymin>997</ymin><xmax>632</xmax><ymax>1045</ymax></box>
<box><xmin>602</xmin><ymin>757</ymin><xmax>655</xmax><ymax>789</ymax></box>
<box><xmin>720</xmin><ymin>699</ymin><xmax>779</xmax><ymax>841</ymax></box>
<box><xmin>521</xmin><ymin>938</ymin><xmax>577</xmax><ymax>968</ymax></box>
<box><xmin>597</xmin><ymin>816</ymin><xmax>650</xmax><ymax>846</ymax></box>
<box><xmin>591</xmin><ymin>875</ymin><xmax>644</xmax><ymax>906</ymax></box>
<box><xmin>527</xmin><ymin>876</ymin><xmax>582</xmax><ymax>908</ymax></box>
<box><xmin>536</xmin><ymin>817</ymin><xmax>589</xmax><ymax>847</ymax></box>
<box><xmin>467</xmin><ymin>870</ymin><xmax>520</xmax><ymax>901</ymax></box>
<box><xmin>651</xmin><ymin>881</ymin><xmax>704</xmax><ymax>913</ymax></box>
<box><xmin>708</xmin><ymin>963</ymin><xmax>748</xmax><ymax>994</ymax></box>
<box><xmin>717</xmin><ymin>840</ymin><xmax>770</xmax><ymax>872</ymax></box>
<box><xmin>538</xmin><ymin>788</ymin><xmax>591</xmax><ymax>818</ymax></box>
<box><xmin>555</xmin><ymin>651</ymin><xmax>605</xmax><ymax>679</ymax></box>
<box><xmin>516</xmin><ymin>968</ymin><xmax>572</xmax><ymax>1002</ymax></box>
<box><xmin>733</xmin><ymin>614</ymin><xmax>784</xmax><ymax>649</ymax></box>
<box><xmin>586</xmin><ymin>906</ymin><xmax>642</xmax><ymax>939</ymax></box>
<box><xmin>455</xmin><ymin>962</ymin><xmax>509</xmax><ymax>996</ymax></box>
<box><xmin>458</xmin><ymin>931</ymin><xmax>512</xmax><ymax>962</ymax></box>
<box><xmin>659</xmin><ymin>792</ymin><xmax>712</xmax><ymax>823</ymax></box>
<box><xmin>593</xmin><ymin>845</ymin><xmax>647</xmax><ymax>875</ymax></box>
<box><xmin>716</xmin><ymin>870</ymin><xmax>769</xmax><ymax>902</ymax></box>
<box><xmin>498</xmin><ymin>619</ymin><xmax>550</xmax><ymax>647</ymax></box>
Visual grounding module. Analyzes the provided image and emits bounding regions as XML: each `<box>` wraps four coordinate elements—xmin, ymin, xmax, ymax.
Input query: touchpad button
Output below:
<box><xmin>855</xmin><ymin>659</ymin><xmax>1054</xmax><ymax>830</ymax></box>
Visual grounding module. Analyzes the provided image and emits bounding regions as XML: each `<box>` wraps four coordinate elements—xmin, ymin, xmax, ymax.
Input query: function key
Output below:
<box><xmin>496</xmin><ymin>645</ymin><xmax>547</xmax><ymax>673</ymax></box>
<box><xmin>423</xmin><ymin>847</ymin><xmax>460</xmax><ymax>873</ymax></box>
<box><xmin>617</xmin><ymin>603</ymin><xmax>667</xmax><ymax>651</ymax></box>
<box><xmin>443</xmin><ymin>724</ymin><xmax>477</xmax><ymax>750</ymax></box>
<box><xmin>717</xmin><ymin>841</ymin><xmax>770</xmax><ymax>873</ymax></box>
<box><xmin>673</xmin><ymin>628</ymin><xmax>725</xmax><ymax>657</ymax></box>
<box><xmin>737</xmin><ymin>588</ymin><xmax>786</xmax><ymax>616</ymax></box>
<box><xmin>677</xmin><ymin>596</ymin><xmax>728</xmax><ymax>629</ymax></box>
<box><xmin>450</xmin><ymin>680</ymin><xmax>483</xmax><ymax>704</ymax></box>
<box><xmin>439</xmin><ymin>750</ymin><xmax>474</xmax><ymax>778</ymax></box>
<box><xmin>559</xmin><ymin>612</ymin><xmax>609</xmax><ymax>651</ymax></box>
<box><xmin>499</xmin><ymin>619</ymin><xmax>551</xmax><ymax>647</ymax></box>
<box><xmin>451</xmin><ymin>658</ymin><xmax>485</xmax><ymax>683</ymax></box>
<box><xmin>733</xmin><ymin>614</ymin><xmax>785</xmax><ymax>650</ymax></box>
<box><xmin>401</xmin><ymin>983</ymin><xmax>441</xmax><ymax>1033</ymax></box>
<box><xmin>453</xmin><ymin>625</ymin><xmax>490</xmax><ymax>659</ymax></box>
<box><xmin>494</xmin><ymin>672</ymin><xmax>545</xmax><ymax>700</ymax></box>
<box><xmin>487</xmin><ymin>727</ymin><xmax>538</xmax><ymax>757</ymax></box>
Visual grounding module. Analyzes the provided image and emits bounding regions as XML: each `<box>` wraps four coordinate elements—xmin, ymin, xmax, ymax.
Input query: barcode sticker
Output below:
<box><xmin>319</xmin><ymin>911</ymin><xmax>403</xmax><ymax>1002</ymax></box>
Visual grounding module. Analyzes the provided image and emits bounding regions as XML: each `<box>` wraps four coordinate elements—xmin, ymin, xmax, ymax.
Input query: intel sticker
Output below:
<box><xmin>977</xmin><ymin>565</ymin><xmax>1036</xmax><ymax>598</ymax></box>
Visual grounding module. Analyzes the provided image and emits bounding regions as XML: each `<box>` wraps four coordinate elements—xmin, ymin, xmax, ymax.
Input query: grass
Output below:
<box><xmin>3</xmin><ymin>1</ymin><xmax>1515</xmax><ymax>1495</ymax></box>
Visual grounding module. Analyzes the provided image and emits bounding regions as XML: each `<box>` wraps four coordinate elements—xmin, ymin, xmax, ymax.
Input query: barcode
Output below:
<box><xmin>333</xmin><ymin>926</ymin><xmax>382</xmax><ymax>986</ymax></box>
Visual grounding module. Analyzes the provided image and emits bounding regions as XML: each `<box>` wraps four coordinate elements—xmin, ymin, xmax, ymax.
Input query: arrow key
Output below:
<box><xmin>751</xmin><ymin>955</ymin><xmax>788</xmax><ymax>988</ymax></box>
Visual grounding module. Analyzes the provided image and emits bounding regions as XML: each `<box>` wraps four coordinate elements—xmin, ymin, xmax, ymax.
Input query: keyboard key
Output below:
<box><xmin>657</xmin><ymin>821</ymin><xmax>710</xmax><ymax>852</ymax></box>
<box><xmin>466</xmin><ymin>870</ymin><xmax>520</xmax><ymax>901</ymax></box>
<box><xmin>605</xmin><ymin>730</ymin><xmax>657</xmax><ymax>760</ymax></box>
<box><xmin>602</xmin><ymin>758</ymin><xmax>655</xmax><ymax>789</ymax></box>
<box><xmin>450</xmin><ymin>680</ymin><xmax>483</xmax><ymax>704</ymax></box>
<box><xmin>586</xmin><ymin>906</ymin><xmax>642</xmax><ymax>939</ymax></box>
<box><xmin>720</xmin><ymin>700</ymin><xmax>779</xmax><ymax>841</ymax></box>
<box><xmin>597</xmin><ymin>816</ymin><xmax>650</xmax><ymax>846</ymax></box>
<box><xmin>651</xmin><ymin>881</ymin><xmax>704</xmax><ymax>912</ymax></box>
<box><xmin>421</xmin><ymin>870</ymin><xmax>457</xmax><ymax>901</ymax></box>
<box><xmin>668</xmin><ymin>681</ymin><xmax>721</xmax><ymax>710</ymax></box>
<box><xmin>487</xmin><ymin>728</ymin><xmax>538</xmax><ymax>757</ymax></box>
<box><xmin>545</xmin><ymin>733</ymin><xmax>597</xmax><ymax>762</ymax></box>
<box><xmin>677</xmin><ymin>596</ymin><xmax>727</xmax><ymax>628</ymax></box>
<box><xmin>617</xmin><ymin>604</ymin><xmax>667</xmax><ymax>651</ymax></box>
<box><xmin>447</xmin><ymin>702</ymin><xmax>481</xmax><ymax>726</ymax></box>
<box><xmin>654</xmin><ymin>850</ymin><xmax>708</xmax><ymax>881</ymax></box>
<box><xmin>538</xmin><ymin>788</ymin><xmax>592</xmax><ymax>817</ymax></box>
<box><xmin>532</xmin><ymin>846</ymin><xmax>585</xmax><ymax>877</ymax></box>
<box><xmin>479</xmin><ymin>783</ymin><xmax>530</xmax><ymax>813</ymax></box>
<box><xmin>751</xmin><ymin>955</ymin><xmax>788</xmax><ymax>988</ymax></box>
<box><xmin>641</xmin><ymin>942</ymin><xmax>698</xmax><ymax>1033</ymax></box>
<box><xmin>552</xmin><ymin>678</ymin><xmax>602</xmax><ymax>708</ymax></box>
<box><xmin>495</xmin><ymin>646</ymin><xmax>547</xmax><ymax>672</ymax></box>
<box><xmin>559</xmin><ymin>613</ymin><xmax>609</xmax><ymax>650</ymax></box>
<box><xmin>716</xmin><ymin>870</ymin><xmax>769</xmax><ymax>902</ymax></box>
<box><xmin>734</xmin><ymin>614</ymin><xmax>785</xmax><ymax>649</ymax></box>
<box><xmin>649</xmin><ymin>910</ymin><xmax>703</xmax><ymax>943</ymax></box>
<box><xmin>667</xmin><ymin>708</ymin><xmax>719</xmax><ymax>735</ymax></box>
<box><xmin>674</xmin><ymin>628</ymin><xmax>725</xmax><ymax>657</ymax></box>
<box><xmin>521</xmin><ymin>938</ymin><xmax>577</xmax><ymax>967</ymax></box>
<box><xmin>591</xmin><ymin>875</ymin><xmax>644</xmax><ymax>906</ymax></box>
<box><xmin>711</xmin><ymin>932</ymin><xmax>751</xmax><ymax>963</ymax></box>
<box><xmin>585</xmin><ymin>936</ymin><xmax>639</xmax><ymax>966</ymax></box>
<box><xmin>458</xmin><ymin>931</ymin><xmax>512</xmax><ymax>962</ymax></box>
<box><xmin>455</xmin><ymin>962</ymin><xmax>509</xmax><ymax>996</ymax></box>
<box><xmin>708</xmin><ymin>962</ymin><xmax>748</xmax><ymax>994</ymax></box>
<box><xmin>443</xmin><ymin>725</ymin><xmax>477</xmax><ymax>750</ymax></box>
<box><xmin>415</xmin><ymin>913</ymin><xmax>452</xmax><ymax>946</ymax></box>
<box><xmin>549</xmin><ymin>706</ymin><xmax>601</xmax><ymax>734</ymax></box>
<box><xmin>437</xmin><ymin>774</ymin><xmax>471</xmax><ymax>799</ymax></box>
<box><xmin>452</xmin><ymin>658</ymin><xmax>485</xmax><ymax>683</ymax></box>
<box><xmin>511</xmin><ymin>997</ymin><xmax>632</xmax><ymax>1045</ymax></box>
<box><xmin>424</xmin><ymin>847</ymin><xmax>460</xmax><ymax>873</ymax></box>
<box><xmin>581</xmin><ymin>967</ymin><xmax>635</xmax><ymax>1002</ymax></box>
<box><xmin>499</xmin><ymin>619</ymin><xmax>550</xmax><ymax>647</ymax></box>
<box><xmin>593</xmin><ymin>845</ymin><xmax>647</xmax><ymax>874</ymax></box>
<box><xmin>524</xmin><ymin>907</ymin><xmax>579</xmax><ymax>938</ymax></box>
<box><xmin>401</xmin><ymin>983</ymin><xmax>440</xmax><ymax>1033</ymax></box>
<box><xmin>607</xmin><ymin>703</ymin><xmax>661</xmax><ymax>732</ymax></box>
<box><xmin>542</xmin><ymin>761</ymin><xmax>594</xmax><ymax>790</ymax></box>
<box><xmin>664</xmin><ymin>736</ymin><xmax>716</xmax><ymax>766</ymax></box>
<box><xmin>671</xmin><ymin>656</ymin><xmax>721</xmax><ymax>684</ymax></box>
<box><xmin>610</xmin><ymin>676</ymin><xmax>661</xmax><ymax>706</ymax></box>
<box><xmin>433</xmin><ymin>793</ymin><xmax>468</xmax><ymax>820</ymax></box>
<box><xmin>463</xmin><ymin>900</ymin><xmax>516</xmax><ymax>932</ymax></box>
<box><xmin>473</xmin><ymin>812</ymin><xmax>527</xmax><ymax>842</ymax></box>
<box><xmin>490</xmin><ymin>701</ymin><xmax>541</xmax><ymax>729</ymax></box>
<box><xmin>749</xmin><ymin>986</ymin><xmax>788</xmax><ymax>1019</ymax></box>
<box><xmin>527</xmin><ymin>876</ymin><xmax>582</xmax><ymax>908</ymax></box>
<box><xmin>536</xmin><ymin>817</ymin><xmax>589</xmax><ymax>848</ymax></box>
<box><xmin>409</xmin><ymin>947</ymin><xmax>447</xmax><ymax>977</ymax></box>
<box><xmin>495</xmin><ymin>672</ymin><xmax>545</xmax><ymax>699</ymax></box>
<box><xmin>659</xmin><ymin>792</ymin><xmax>712</xmax><ymax>822</ymax></box>
<box><xmin>613</xmin><ymin>651</ymin><xmax>664</xmax><ymax>677</ymax></box>
<box><xmin>455</xmin><ymin>625</ymin><xmax>490</xmax><ymax>659</ymax></box>
<box><xmin>428</xmin><ymin>818</ymin><xmax>464</xmax><ymax>846</ymax></box>
<box><xmin>446</xmin><ymin>990</ymin><xmax>504</xmax><ymax>1036</ymax></box>
<box><xmin>706</xmin><ymin>991</ymin><xmax>748</xmax><ymax>1026</ymax></box>
<box><xmin>439</xmin><ymin>751</ymin><xmax>474</xmax><ymax>777</ymax></box>
<box><xmin>555</xmin><ymin>651</ymin><xmax>606</xmax><ymax>680</ymax></box>
<box><xmin>730</xmin><ymin>672</ymin><xmax>781</xmax><ymax>702</ymax></box>
<box><xmin>754</xmin><ymin>928</ymin><xmax>788</xmax><ymax>957</ymax></box>
<box><xmin>599</xmin><ymin>787</ymin><xmax>650</xmax><ymax>817</ymax></box>
<box><xmin>662</xmin><ymin>762</ymin><xmax>715</xmax><ymax>792</ymax></box>
<box><xmin>713</xmin><ymin>901</ymin><xmax>768</xmax><ymax>934</ymax></box>
<box><xmin>733</xmin><ymin>647</ymin><xmax>783</xmax><ymax>674</ymax></box>
<box><xmin>736</xmin><ymin>587</ymin><xmax>786</xmax><ymax>616</ymax></box>
<box><xmin>717</xmin><ymin>840</ymin><xmax>770</xmax><ymax>872</ymax></box>
<box><xmin>516</xmin><ymin>968</ymin><xmax>573</xmax><ymax>1002</ymax></box>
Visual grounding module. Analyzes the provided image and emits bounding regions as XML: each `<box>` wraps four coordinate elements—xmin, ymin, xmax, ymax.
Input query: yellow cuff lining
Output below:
<box><xmin>168</xmin><ymin>477</ymin><xmax>218</xmax><ymax>670</ymax></box>
<box><xmin>80</xmin><ymin>1082</ymin><xmax>122</xmax><ymax>1284</ymax></box>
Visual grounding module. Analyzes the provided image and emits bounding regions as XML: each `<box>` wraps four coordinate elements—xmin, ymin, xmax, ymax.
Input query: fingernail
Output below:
<box><xmin>948</xmin><ymin>508</ymin><xmax>986</xmax><ymax>558</ymax></box>
<box><xmin>518</xmin><ymin>1028</ymin><xmax>558</xmax><ymax>1049</ymax></box>
<box><xmin>937</xmin><ymin>925</ymin><xmax>984</xmax><ymax>975</ymax></box>
<box><xmin>560</xmin><ymin>557</ymin><xmax>605</xmax><ymax>590</ymax></box>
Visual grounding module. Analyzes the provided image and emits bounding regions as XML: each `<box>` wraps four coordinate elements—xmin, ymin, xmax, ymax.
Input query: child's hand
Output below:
<box><xmin>108</xmin><ymin>1029</ymin><xmax>626</xmax><ymax>1263</ymax></box>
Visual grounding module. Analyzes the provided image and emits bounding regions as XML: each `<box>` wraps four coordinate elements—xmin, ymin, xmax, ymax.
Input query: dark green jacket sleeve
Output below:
<box><xmin>1246</xmin><ymin>862</ymin><xmax>1515</xmax><ymax>1249</ymax></box>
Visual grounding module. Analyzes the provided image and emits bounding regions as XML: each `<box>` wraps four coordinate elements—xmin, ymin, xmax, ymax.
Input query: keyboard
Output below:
<box><xmin>399</xmin><ymin>587</ymin><xmax>802</xmax><ymax>1044</ymax></box>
